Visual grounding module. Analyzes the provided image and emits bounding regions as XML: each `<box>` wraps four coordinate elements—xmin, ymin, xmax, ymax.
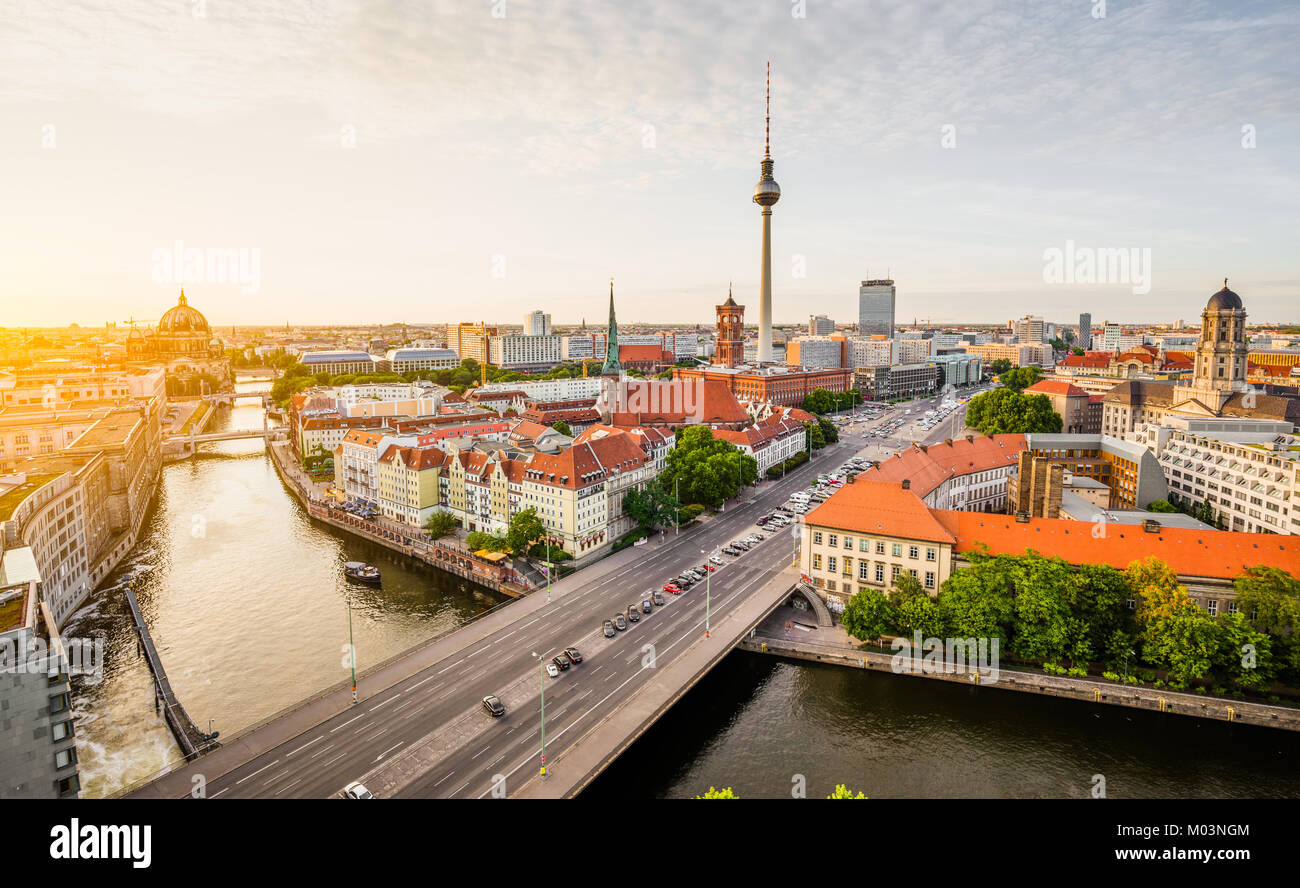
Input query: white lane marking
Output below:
<box><xmin>235</xmin><ymin>759</ymin><xmax>280</xmax><ymax>785</ymax></box>
<box><xmin>320</xmin><ymin>752</ymin><xmax>347</xmax><ymax>769</ymax></box>
<box><xmin>471</xmin><ymin>746</ymin><xmax>491</xmax><ymax>760</ymax></box>
<box><xmin>375</xmin><ymin>742</ymin><xmax>404</xmax><ymax>762</ymax></box>
<box><xmin>286</xmin><ymin>735</ymin><xmax>324</xmax><ymax>757</ymax></box>
<box><xmin>433</xmin><ymin>771</ymin><xmax>455</xmax><ymax>787</ymax></box>
<box><xmin>210</xmin><ymin>787</ymin><xmax>229</xmax><ymax>799</ymax></box>
<box><xmin>308</xmin><ymin>743</ymin><xmax>336</xmax><ymax>759</ymax></box>
<box><xmin>273</xmin><ymin>778</ymin><xmax>302</xmax><ymax>797</ymax></box>
<box><xmin>407</xmin><ymin>674</ymin><xmax>440</xmax><ymax>691</ymax></box>
<box><xmin>330</xmin><ymin>714</ymin><xmax>365</xmax><ymax>733</ymax></box>
<box><xmin>370</xmin><ymin>693</ymin><xmax>403</xmax><ymax>710</ymax></box>
<box><xmin>393</xmin><ymin>698</ymin><xmax>418</xmax><ymax>712</ymax></box>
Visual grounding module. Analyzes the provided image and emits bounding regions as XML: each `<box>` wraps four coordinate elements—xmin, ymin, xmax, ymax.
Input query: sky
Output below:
<box><xmin>1</xmin><ymin>0</ymin><xmax>1298</xmax><ymax>329</ymax></box>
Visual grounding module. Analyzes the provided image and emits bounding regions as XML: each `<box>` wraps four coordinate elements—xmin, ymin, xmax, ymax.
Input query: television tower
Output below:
<box><xmin>752</xmin><ymin>62</ymin><xmax>781</xmax><ymax>365</ymax></box>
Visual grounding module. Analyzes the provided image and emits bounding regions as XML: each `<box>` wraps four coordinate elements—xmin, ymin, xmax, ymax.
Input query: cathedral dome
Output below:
<box><xmin>1206</xmin><ymin>281</ymin><xmax>1243</xmax><ymax>311</ymax></box>
<box><xmin>158</xmin><ymin>290</ymin><xmax>210</xmax><ymax>334</ymax></box>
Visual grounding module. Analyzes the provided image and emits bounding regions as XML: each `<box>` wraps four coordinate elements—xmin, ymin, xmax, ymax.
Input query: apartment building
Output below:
<box><xmin>1131</xmin><ymin>417</ymin><xmax>1299</xmax><ymax>535</ymax></box>
<box><xmin>853</xmin><ymin>434</ymin><xmax>1027</xmax><ymax>512</ymax></box>
<box><xmin>488</xmin><ymin>334</ymin><xmax>562</xmax><ymax>371</ymax></box>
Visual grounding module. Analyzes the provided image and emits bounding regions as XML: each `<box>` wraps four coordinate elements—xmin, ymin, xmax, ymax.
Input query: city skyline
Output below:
<box><xmin>3</xmin><ymin>2</ymin><xmax>1298</xmax><ymax>327</ymax></box>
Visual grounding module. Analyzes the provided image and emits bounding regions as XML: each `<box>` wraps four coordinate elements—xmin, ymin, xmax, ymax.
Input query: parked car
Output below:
<box><xmin>700</xmin><ymin>563</ymin><xmax>715</xmax><ymax>572</ymax></box>
<box><xmin>546</xmin><ymin>663</ymin><xmax>560</xmax><ymax>678</ymax></box>
<box><xmin>613</xmin><ymin>614</ymin><xmax>628</xmax><ymax>630</ymax></box>
<box><xmin>709</xmin><ymin>556</ymin><xmax>724</xmax><ymax>566</ymax></box>
<box><xmin>603</xmin><ymin>620</ymin><xmax>616</xmax><ymax>637</ymax></box>
<box><xmin>652</xmin><ymin>591</ymin><xmax>666</xmax><ymax>606</ymax></box>
<box><xmin>664</xmin><ymin>583</ymin><xmax>681</xmax><ymax>595</ymax></box>
<box><xmin>343</xmin><ymin>782</ymin><xmax>373</xmax><ymax>799</ymax></box>
<box><xmin>482</xmin><ymin>695</ymin><xmax>505</xmax><ymax>717</ymax></box>
<box><xmin>641</xmin><ymin>599</ymin><xmax>653</xmax><ymax>614</ymax></box>
<box><xmin>627</xmin><ymin>606</ymin><xmax>640</xmax><ymax>623</ymax></box>
<box><xmin>553</xmin><ymin>653</ymin><xmax>571</xmax><ymax>671</ymax></box>
<box><xmin>564</xmin><ymin>646</ymin><xmax>583</xmax><ymax>663</ymax></box>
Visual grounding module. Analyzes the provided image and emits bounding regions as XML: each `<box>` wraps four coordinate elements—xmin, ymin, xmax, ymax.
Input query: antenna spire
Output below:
<box><xmin>764</xmin><ymin>61</ymin><xmax>771</xmax><ymax>158</ymax></box>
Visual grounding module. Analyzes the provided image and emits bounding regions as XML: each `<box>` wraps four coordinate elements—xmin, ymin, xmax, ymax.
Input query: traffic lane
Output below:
<box><xmin>456</xmin><ymin>551</ymin><xmax>791</xmax><ymax>798</ymax></box>
<box><xmin>397</xmin><ymin>538</ymin><xmax>789</xmax><ymax>797</ymax></box>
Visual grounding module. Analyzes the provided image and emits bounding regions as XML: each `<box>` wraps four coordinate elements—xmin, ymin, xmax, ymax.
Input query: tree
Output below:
<box><xmin>660</xmin><ymin>426</ymin><xmax>758</xmax><ymax>507</ymax></box>
<box><xmin>841</xmin><ymin>588</ymin><xmax>896</xmax><ymax>642</ymax></box>
<box><xmin>990</xmin><ymin>358</ymin><xmax>1013</xmax><ymax>375</ymax></box>
<box><xmin>1070</xmin><ymin>346</ymin><xmax>1085</xmax><ymax>356</ymax></box>
<box><xmin>505</xmin><ymin>508</ymin><xmax>545</xmax><ymax>555</ymax></box>
<box><xmin>696</xmin><ymin>786</ymin><xmax>738</xmax><ymax>799</ymax></box>
<box><xmin>999</xmin><ymin>366</ymin><xmax>1041</xmax><ymax>393</ymax></box>
<box><xmin>894</xmin><ymin>592</ymin><xmax>943</xmax><ymax>638</ymax></box>
<box><xmin>801</xmin><ymin>388</ymin><xmax>835</xmax><ymax>415</ymax></box>
<box><xmin>817</xmin><ymin>417</ymin><xmax>839</xmax><ymax>444</ymax></box>
<box><xmin>965</xmin><ymin>389</ymin><xmax>1062</xmax><ymax>435</ymax></box>
<box><xmin>425</xmin><ymin>511</ymin><xmax>459</xmax><ymax>539</ymax></box>
<box><xmin>551</xmin><ymin>420</ymin><xmax>573</xmax><ymax>437</ymax></box>
<box><xmin>624</xmin><ymin>480</ymin><xmax>680</xmax><ymax>533</ymax></box>
<box><xmin>1147</xmin><ymin>499</ymin><xmax>1177</xmax><ymax>513</ymax></box>
<box><xmin>466</xmin><ymin>530</ymin><xmax>509</xmax><ymax>552</ymax></box>
<box><xmin>935</xmin><ymin>551</ymin><xmax>1015</xmax><ymax>643</ymax></box>
<box><xmin>1006</xmin><ymin>554</ymin><xmax>1075</xmax><ymax>663</ymax></box>
<box><xmin>827</xmin><ymin>784</ymin><xmax>868</xmax><ymax>799</ymax></box>
<box><xmin>1233</xmin><ymin>566</ymin><xmax>1300</xmax><ymax>683</ymax></box>
<box><xmin>805</xmin><ymin>421</ymin><xmax>826</xmax><ymax>450</ymax></box>
<box><xmin>1065</xmin><ymin>563</ymin><xmax>1136</xmax><ymax>667</ymax></box>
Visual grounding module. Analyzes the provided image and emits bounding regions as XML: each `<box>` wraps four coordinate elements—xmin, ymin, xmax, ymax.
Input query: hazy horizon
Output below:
<box><xmin>3</xmin><ymin>1</ymin><xmax>1298</xmax><ymax>328</ymax></box>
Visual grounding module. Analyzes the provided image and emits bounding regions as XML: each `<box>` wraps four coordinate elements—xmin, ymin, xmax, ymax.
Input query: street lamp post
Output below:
<box><xmin>348</xmin><ymin>600</ymin><xmax>358</xmax><ymax>704</ymax></box>
<box><xmin>674</xmin><ymin>478</ymin><xmax>679</xmax><ymax>536</ymax></box>
<box><xmin>533</xmin><ymin>651</ymin><xmax>548</xmax><ymax>777</ymax></box>
<box><xmin>700</xmin><ymin>548</ymin><xmax>716</xmax><ymax>638</ymax></box>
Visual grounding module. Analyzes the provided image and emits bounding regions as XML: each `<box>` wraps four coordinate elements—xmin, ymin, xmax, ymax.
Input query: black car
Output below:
<box><xmin>552</xmin><ymin>654</ymin><xmax>571</xmax><ymax>671</ymax></box>
<box><xmin>613</xmin><ymin>614</ymin><xmax>627</xmax><ymax>631</ymax></box>
<box><xmin>641</xmin><ymin>599</ymin><xmax>653</xmax><ymax>614</ymax></box>
<box><xmin>564</xmin><ymin>646</ymin><xmax>583</xmax><ymax>664</ymax></box>
<box><xmin>626</xmin><ymin>606</ymin><xmax>640</xmax><ymax>623</ymax></box>
<box><xmin>482</xmin><ymin>695</ymin><xmax>505</xmax><ymax>717</ymax></box>
<box><xmin>676</xmin><ymin>575</ymin><xmax>694</xmax><ymax>588</ymax></box>
<box><xmin>603</xmin><ymin>620</ymin><xmax>615</xmax><ymax>638</ymax></box>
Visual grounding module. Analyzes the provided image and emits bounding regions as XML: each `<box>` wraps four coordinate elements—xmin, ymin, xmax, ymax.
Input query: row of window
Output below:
<box><xmin>811</xmin><ymin>531</ymin><xmax>936</xmax><ymax>561</ymax></box>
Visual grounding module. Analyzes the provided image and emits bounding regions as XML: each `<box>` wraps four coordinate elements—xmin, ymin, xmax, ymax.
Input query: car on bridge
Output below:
<box><xmin>342</xmin><ymin>782</ymin><xmax>373</xmax><ymax>799</ymax></box>
<box><xmin>564</xmin><ymin>646</ymin><xmax>583</xmax><ymax>663</ymax></box>
<box><xmin>482</xmin><ymin>695</ymin><xmax>505</xmax><ymax>717</ymax></box>
<box><xmin>663</xmin><ymin>582</ymin><xmax>681</xmax><ymax>595</ymax></box>
<box><xmin>603</xmin><ymin>620</ymin><xmax>616</xmax><ymax>637</ymax></box>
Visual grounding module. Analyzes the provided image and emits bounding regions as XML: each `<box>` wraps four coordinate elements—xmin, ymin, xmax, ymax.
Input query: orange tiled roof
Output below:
<box><xmin>805</xmin><ymin>481</ymin><xmax>958</xmax><ymax>544</ymax></box>
<box><xmin>934</xmin><ymin>511</ymin><xmax>1300</xmax><ymax>580</ymax></box>
<box><xmin>1026</xmin><ymin>380</ymin><xmax>1089</xmax><ymax>397</ymax></box>
<box><xmin>853</xmin><ymin>434</ymin><xmax>1026</xmax><ymax>499</ymax></box>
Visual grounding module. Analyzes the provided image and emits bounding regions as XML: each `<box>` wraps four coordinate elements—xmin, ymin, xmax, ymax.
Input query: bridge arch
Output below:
<box><xmin>786</xmin><ymin>583</ymin><xmax>833</xmax><ymax>628</ymax></box>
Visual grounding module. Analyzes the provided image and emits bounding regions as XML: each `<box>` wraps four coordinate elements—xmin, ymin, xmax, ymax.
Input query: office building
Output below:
<box><xmin>808</xmin><ymin>315</ymin><xmax>834</xmax><ymax>335</ymax></box>
<box><xmin>858</xmin><ymin>279</ymin><xmax>896</xmax><ymax>338</ymax></box>
<box><xmin>524</xmin><ymin>310</ymin><xmax>552</xmax><ymax>337</ymax></box>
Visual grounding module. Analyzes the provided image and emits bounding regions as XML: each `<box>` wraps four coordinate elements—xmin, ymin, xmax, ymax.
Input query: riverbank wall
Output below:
<box><xmin>738</xmin><ymin>634</ymin><xmax>1300</xmax><ymax>733</ymax></box>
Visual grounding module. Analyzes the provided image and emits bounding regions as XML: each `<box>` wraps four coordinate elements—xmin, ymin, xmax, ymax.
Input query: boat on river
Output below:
<box><xmin>344</xmin><ymin>562</ymin><xmax>381</xmax><ymax>584</ymax></box>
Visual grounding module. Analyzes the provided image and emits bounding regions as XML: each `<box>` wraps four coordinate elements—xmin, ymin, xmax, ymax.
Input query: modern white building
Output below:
<box><xmin>300</xmin><ymin>350</ymin><xmax>376</xmax><ymax>376</ymax></box>
<box><xmin>384</xmin><ymin>348</ymin><xmax>459</xmax><ymax>373</ymax></box>
<box><xmin>524</xmin><ymin>310</ymin><xmax>553</xmax><ymax>337</ymax></box>
<box><xmin>808</xmin><ymin>315</ymin><xmax>835</xmax><ymax>335</ymax></box>
<box><xmin>488</xmin><ymin>334</ymin><xmax>562</xmax><ymax>371</ymax></box>
<box><xmin>1131</xmin><ymin>417</ymin><xmax>1300</xmax><ymax>535</ymax></box>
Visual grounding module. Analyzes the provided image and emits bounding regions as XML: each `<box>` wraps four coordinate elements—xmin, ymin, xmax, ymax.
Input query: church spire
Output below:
<box><xmin>601</xmin><ymin>276</ymin><xmax>621</xmax><ymax>376</ymax></box>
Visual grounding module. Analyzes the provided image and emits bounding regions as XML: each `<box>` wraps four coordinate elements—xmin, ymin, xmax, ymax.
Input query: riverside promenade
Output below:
<box><xmin>739</xmin><ymin>608</ymin><xmax>1300</xmax><ymax>734</ymax></box>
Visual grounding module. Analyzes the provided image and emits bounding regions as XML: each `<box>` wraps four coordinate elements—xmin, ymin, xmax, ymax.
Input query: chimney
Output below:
<box><xmin>1015</xmin><ymin>511</ymin><xmax>1031</xmax><ymax>523</ymax></box>
<box><xmin>1142</xmin><ymin>519</ymin><xmax>1161</xmax><ymax>533</ymax></box>
<box><xmin>901</xmin><ymin>479</ymin><xmax>910</xmax><ymax>490</ymax></box>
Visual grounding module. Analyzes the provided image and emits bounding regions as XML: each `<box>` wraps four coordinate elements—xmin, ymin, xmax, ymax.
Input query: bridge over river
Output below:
<box><xmin>119</xmin><ymin>440</ymin><xmax>846</xmax><ymax>798</ymax></box>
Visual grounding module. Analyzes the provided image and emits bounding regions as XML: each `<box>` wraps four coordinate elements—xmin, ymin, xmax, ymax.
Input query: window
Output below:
<box><xmin>859</xmin><ymin>562</ymin><xmax>869</xmax><ymax>580</ymax></box>
<box><xmin>55</xmin><ymin>747</ymin><xmax>77</xmax><ymax>770</ymax></box>
<box><xmin>925</xmin><ymin>571</ymin><xmax>935</xmax><ymax>589</ymax></box>
<box><xmin>875</xmin><ymin>564</ymin><xmax>884</xmax><ymax>583</ymax></box>
<box><xmin>812</xmin><ymin>554</ymin><xmax>822</xmax><ymax>570</ymax></box>
<box><xmin>828</xmin><ymin>534</ymin><xmax>838</xmax><ymax>547</ymax></box>
<box><xmin>891</xmin><ymin>565</ymin><xmax>901</xmax><ymax>578</ymax></box>
<box><xmin>827</xmin><ymin>556</ymin><xmax>837</xmax><ymax>573</ymax></box>
<box><xmin>859</xmin><ymin>539</ymin><xmax>870</xmax><ymax>552</ymax></box>
<box><xmin>52</xmin><ymin>720</ymin><xmax>73</xmax><ymax>742</ymax></box>
<box><xmin>844</xmin><ymin>536</ymin><xmax>852</xmax><ymax>549</ymax></box>
<box><xmin>926</xmin><ymin>547</ymin><xmax>936</xmax><ymax>562</ymax></box>
<box><xmin>908</xmin><ymin>545</ymin><xmax>919</xmax><ymax>560</ymax></box>
<box><xmin>876</xmin><ymin>542</ymin><xmax>885</xmax><ymax>554</ymax></box>
<box><xmin>813</xmin><ymin>532</ymin><xmax>822</xmax><ymax>545</ymax></box>
<box><xmin>892</xmin><ymin>543</ymin><xmax>902</xmax><ymax>557</ymax></box>
<box><xmin>1206</xmin><ymin>599</ymin><xmax>1218</xmax><ymax>617</ymax></box>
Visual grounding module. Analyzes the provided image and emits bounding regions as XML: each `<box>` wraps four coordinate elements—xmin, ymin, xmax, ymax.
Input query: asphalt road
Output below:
<box><xmin>201</xmin><ymin>436</ymin><xmax>863</xmax><ymax>799</ymax></box>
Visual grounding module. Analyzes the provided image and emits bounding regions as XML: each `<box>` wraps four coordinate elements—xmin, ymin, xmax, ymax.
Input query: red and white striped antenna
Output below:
<box><xmin>764</xmin><ymin>61</ymin><xmax>771</xmax><ymax>158</ymax></box>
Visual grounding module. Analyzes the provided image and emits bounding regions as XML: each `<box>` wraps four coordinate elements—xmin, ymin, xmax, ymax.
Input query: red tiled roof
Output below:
<box><xmin>618</xmin><ymin>344</ymin><xmax>674</xmax><ymax>364</ymax></box>
<box><xmin>1058</xmin><ymin>354</ymin><xmax>1111</xmax><ymax>368</ymax></box>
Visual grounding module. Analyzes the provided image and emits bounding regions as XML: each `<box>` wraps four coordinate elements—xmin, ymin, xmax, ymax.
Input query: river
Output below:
<box><xmin>66</xmin><ymin>376</ymin><xmax>504</xmax><ymax>797</ymax></box>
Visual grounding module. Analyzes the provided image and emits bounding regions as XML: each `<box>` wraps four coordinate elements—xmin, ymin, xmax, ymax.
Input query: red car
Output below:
<box><xmin>700</xmin><ymin>564</ymin><xmax>715</xmax><ymax>572</ymax></box>
<box><xmin>663</xmin><ymin>583</ymin><xmax>681</xmax><ymax>595</ymax></box>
